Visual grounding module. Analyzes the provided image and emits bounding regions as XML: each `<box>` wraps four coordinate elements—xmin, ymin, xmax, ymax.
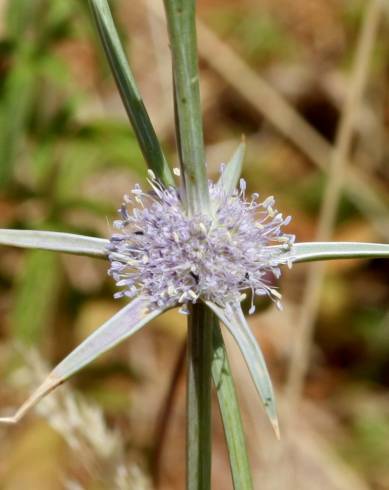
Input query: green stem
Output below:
<box><xmin>212</xmin><ymin>320</ymin><xmax>253</xmax><ymax>490</ymax></box>
<box><xmin>187</xmin><ymin>303</ymin><xmax>212</xmax><ymax>490</ymax></box>
<box><xmin>163</xmin><ymin>2</ymin><xmax>212</xmax><ymax>489</ymax></box>
<box><xmin>163</xmin><ymin>0</ymin><xmax>210</xmax><ymax>214</ymax></box>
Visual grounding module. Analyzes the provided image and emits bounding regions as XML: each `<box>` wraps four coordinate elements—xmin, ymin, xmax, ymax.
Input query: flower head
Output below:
<box><xmin>107</xmin><ymin>169</ymin><xmax>295</xmax><ymax>313</ymax></box>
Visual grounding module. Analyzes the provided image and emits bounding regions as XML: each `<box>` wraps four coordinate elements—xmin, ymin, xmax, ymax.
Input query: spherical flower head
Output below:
<box><xmin>107</xmin><ymin>169</ymin><xmax>295</xmax><ymax>313</ymax></box>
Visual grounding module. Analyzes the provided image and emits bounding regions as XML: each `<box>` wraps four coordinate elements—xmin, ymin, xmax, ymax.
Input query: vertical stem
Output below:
<box><xmin>163</xmin><ymin>2</ymin><xmax>212</xmax><ymax>488</ymax></box>
<box><xmin>163</xmin><ymin>0</ymin><xmax>210</xmax><ymax>214</ymax></box>
<box><xmin>187</xmin><ymin>303</ymin><xmax>212</xmax><ymax>490</ymax></box>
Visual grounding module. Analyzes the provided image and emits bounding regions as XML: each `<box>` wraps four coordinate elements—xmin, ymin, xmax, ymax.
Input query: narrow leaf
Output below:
<box><xmin>207</xmin><ymin>300</ymin><xmax>279</xmax><ymax>439</ymax></box>
<box><xmin>88</xmin><ymin>0</ymin><xmax>174</xmax><ymax>186</ymax></box>
<box><xmin>292</xmin><ymin>241</ymin><xmax>389</xmax><ymax>263</ymax></box>
<box><xmin>0</xmin><ymin>229</ymin><xmax>108</xmax><ymax>258</ymax></box>
<box><xmin>212</xmin><ymin>319</ymin><xmax>253</xmax><ymax>489</ymax></box>
<box><xmin>217</xmin><ymin>141</ymin><xmax>245</xmax><ymax>197</ymax></box>
<box><xmin>0</xmin><ymin>296</ymin><xmax>163</xmax><ymax>424</ymax></box>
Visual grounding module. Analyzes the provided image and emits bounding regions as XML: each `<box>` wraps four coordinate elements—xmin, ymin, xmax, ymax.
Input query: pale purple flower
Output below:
<box><xmin>107</xmin><ymin>168</ymin><xmax>295</xmax><ymax>314</ymax></box>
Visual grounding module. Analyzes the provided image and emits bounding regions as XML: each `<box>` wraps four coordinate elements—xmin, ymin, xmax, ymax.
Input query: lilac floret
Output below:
<box><xmin>108</xmin><ymin>169</ymin><xmax>295</xmax><ymax>312</ymax></box>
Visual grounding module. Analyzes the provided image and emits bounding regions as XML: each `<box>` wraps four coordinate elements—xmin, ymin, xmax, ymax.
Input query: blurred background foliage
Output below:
<box><xmin>0</xmin><ymin>0</ymin><xmax>389</xmax><ymax>488</ymax></box>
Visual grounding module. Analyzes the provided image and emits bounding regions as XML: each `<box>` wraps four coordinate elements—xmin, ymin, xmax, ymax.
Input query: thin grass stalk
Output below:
<box><xmin>153</xmin><ymin>340</ymin><xmax>186</xmax><ymax>486</ymax></box>
<box><xmin>194</xmin><ymin>18</ymin><xmax>389</xmax><ymax>239</ymax></box>
<box><xmin>286</xmin><ymin>0</ymin><xmax>382</xmax><ymax>408</ymax></box>
<box><xmin>187</xmin><ymin>303</ymin><xmax>212</xmax><ymax>490</ymax></box>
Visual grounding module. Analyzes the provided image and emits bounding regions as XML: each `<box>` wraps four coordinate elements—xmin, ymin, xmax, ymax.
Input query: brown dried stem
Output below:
<box><xmin>285</xmin><ymin>0</ymin><xmax>384</xmax><ymax>407</ymax></box>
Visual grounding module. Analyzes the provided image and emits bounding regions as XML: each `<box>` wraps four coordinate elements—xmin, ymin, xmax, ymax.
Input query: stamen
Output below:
<box><xmin>108</xmin><ymin>168</ymin><xmax>295</xmax><ymax>312</ymax></box>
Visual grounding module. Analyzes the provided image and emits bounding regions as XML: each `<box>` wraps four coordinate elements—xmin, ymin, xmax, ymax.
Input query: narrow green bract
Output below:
<box><xmin>207</xmin><ymin>301</ymin><xmax>280</xmax><ymax>438</ymax></box>
<box><xmin>216</xmin><ymin>142</ymin><xmax>246</xmax><ymax>198</ymax></box>
<box><xmin>292</xmin><ymin>241</ymin><xmax>389</xmax><ymax>263</ymax></box>
<box><xmin>89</xmin><ymin>0</ymin><xmax>174</xmax><ymax>186</ymax></box>
<box><xmin>212</xmin><ymin>322</ymin><xmax>253</xmax><ymax>490</ymax></box>
<box><xmin>0</xmin><ymin>229</ymin><xmax>108</xmax><ymax>258</ymax></box>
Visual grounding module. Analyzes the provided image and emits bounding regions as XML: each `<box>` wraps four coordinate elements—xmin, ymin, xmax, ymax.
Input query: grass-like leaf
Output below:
<box><xmin>0</xmin><ymin>296</ymin><xmax>163</xmax><ymax>424</ymax></box>
<box><xmin>0</xmin><ymin>229</ymin><xmax>108</xmax><ymax>258</ymax></box>
<box><xmin>212</xmin><ymin>320</ymin><xmax>253</xmax><ymax>489</ymax></box>
<box><xmin>216</xmin><ymin>141</ymin><xmax>245</xmax><ymax>197</ymax></box>
<box><xmin>88</xmin><ymin>0</ymin><xmax>174</xmax><ymax>186</ymax></box>
<box><xmin>292</xmin><ymin>241</ymin><xmax>389</xmax><ymax>263</ymax></box>
<box><xmin>207</xmin><ymin>300</ymin><xmax>279</xmax><ymax>439</ymax></box>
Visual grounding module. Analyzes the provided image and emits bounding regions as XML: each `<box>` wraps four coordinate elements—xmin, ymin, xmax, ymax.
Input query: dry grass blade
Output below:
<box><xmin>194</xmin><ymin>17</ymin><xmax>389</xmax><ymax>239</ymax></box>
<box><xmin>286</xmin><ymin>0</ymin><xmax>383</xmax><ymax>407</ymax></box>
<box><xmin>10</xmin><ymin>349</ymin><xmax>151</xmax><ymax>489</ymax></box>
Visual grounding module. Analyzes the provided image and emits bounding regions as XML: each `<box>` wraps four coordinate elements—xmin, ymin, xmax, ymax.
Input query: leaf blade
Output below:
<box><xmin>0</xmin><ymin>229</ymin><xmax>108</xmax><ymax>258</ymax></box>
<box><xmin>207</xmin><ymin>300</ymin><xmax>279</xmax><ymax>438</ymax></box>
<box><xmin>88</xmin><ymin>0</ymin><xmax>174</xmax><ymax>186</ymax></box>
<box><xmin>212</xmin><ymin>319</ymin><xmax>253</xmax><ymax>489</ymax></box>
<box><xmin>52</xmin><ymin>296</ymin><xmax>162</xmax><ymax>380</ymax></box>
<box><xmin>217</xmin><ymin>141</ymin><xmax>245</xmax><ymax>197</ymax></box>
<box><xmin>0</xmin><ymin>296</ymin><xmax>163</xmax><ymax>424</ymax></box>
<box><xmin>292</xmin><ymin>241</ymin><xmax>389</xmax><ymax>263</ymax></box>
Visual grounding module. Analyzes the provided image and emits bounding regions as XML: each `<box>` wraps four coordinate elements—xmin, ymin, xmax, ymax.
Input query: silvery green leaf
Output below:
<box><xmin>0</xmin><ymin>229</ymin><xmax>108</xmax><ymax>258</ymax></box>
<box><xmin>206</xmin><ymin>300</ymin><xmax>279</xmax><ymax>439</ymax></box>
<box><xmin>0</xmin><ymin>296</ymin><xmax>163</xmax><ymax>424</ymax></box>
<box><xmin>292</xmin><ymin>241</ymin><xmax>389</xmax><ymax>263</ymax></box>
<box><xmin>88</xmin><ymin>0</ymin><xmax>174</xmax><ymax>186</ymax></box>
<box><xmin>217</xmin><ymin>141</ymin><xmax>245</xmax><ymax>197</ymax></box>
